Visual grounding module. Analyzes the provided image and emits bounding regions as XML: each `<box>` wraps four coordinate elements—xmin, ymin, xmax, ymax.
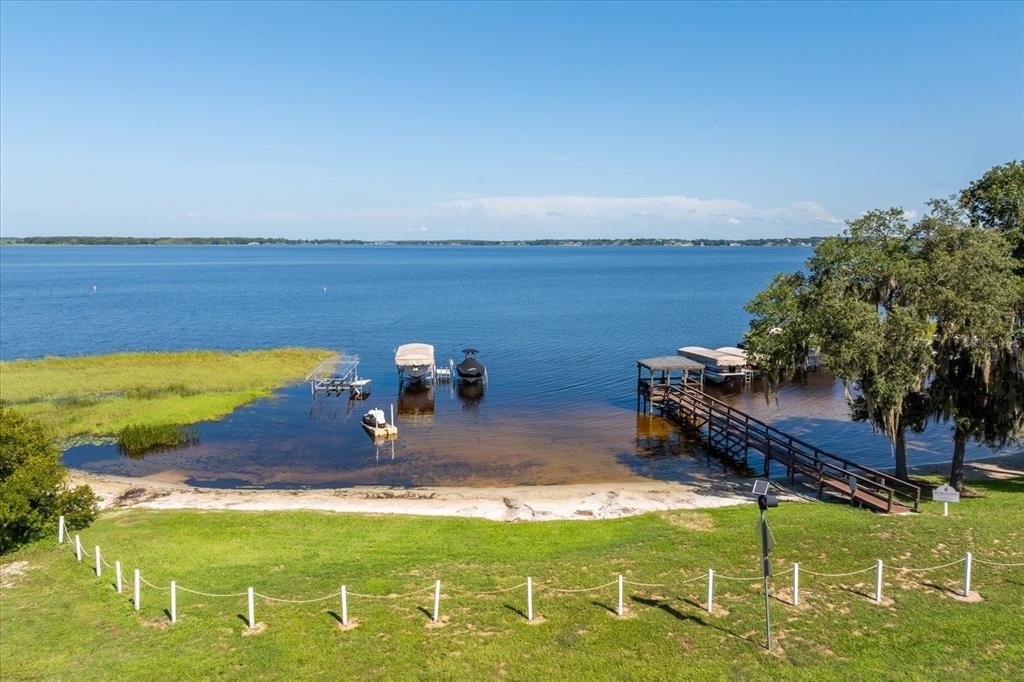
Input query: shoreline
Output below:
<box><xmin>69</xmin><ymin>470</ymin><xmax>750</xmax><ymax>522</ymax></box>
<box><xmin>68</xmin><ymin>451</ymin><xmax>1024</xmax><ymax>522</ymax></box>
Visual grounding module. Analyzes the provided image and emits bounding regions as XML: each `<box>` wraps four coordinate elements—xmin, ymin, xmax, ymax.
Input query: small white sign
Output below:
<box><xmin>932</xmin><ymin>485</ymin><xmax>960</xmax><ymax>503</ymax></box>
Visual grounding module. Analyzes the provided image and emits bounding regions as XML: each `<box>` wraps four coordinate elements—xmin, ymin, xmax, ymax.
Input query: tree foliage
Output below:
<box><xmin>0</xmin><ymin>404</ymin><xmax>97</xmax><ymax>553</ymax></box>
<box><xmin>744</xmin><ymin>162</ymin><xmax>1024</xmax><ymax>489</ymax></box>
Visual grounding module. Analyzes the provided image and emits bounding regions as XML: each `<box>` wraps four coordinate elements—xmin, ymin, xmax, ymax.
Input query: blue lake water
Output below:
<box><xmin>0</xmin><ymin>245</ymin><xmax>988</xmax><ymax>487</ymax></box>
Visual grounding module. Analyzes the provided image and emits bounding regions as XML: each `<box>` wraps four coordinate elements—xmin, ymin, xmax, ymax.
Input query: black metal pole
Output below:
<box><xmin>760</xmin><ymin>509</ymin><xmax>772</xmax><ymax>650</ymax></box>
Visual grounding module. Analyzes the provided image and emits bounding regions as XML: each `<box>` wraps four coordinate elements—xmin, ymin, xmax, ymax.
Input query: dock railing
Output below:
<box><xmin>640</xmin><ymin>378</ymin><xmax>921</xmax><ymax>512</ymax></box>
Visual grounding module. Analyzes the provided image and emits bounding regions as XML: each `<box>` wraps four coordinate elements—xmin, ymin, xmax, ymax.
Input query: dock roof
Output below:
<box><xmin>637</xmin><ymin>356</ymin><xmax>705</xmax><ymax>372</ymax></box>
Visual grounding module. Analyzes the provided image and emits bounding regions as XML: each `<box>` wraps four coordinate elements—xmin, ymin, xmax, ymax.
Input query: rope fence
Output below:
<box><xmin>58</xmin><ymin>517</ymin><xmax>1022</xmax><ymax>633</ymax></box>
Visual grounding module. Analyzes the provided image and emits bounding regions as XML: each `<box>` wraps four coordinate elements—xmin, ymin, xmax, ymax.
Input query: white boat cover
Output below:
<box><xmin>365</xmin><ymin>409</ymin><xmax>386</xmax><ymax>426</ymax></box>
<box><xmin>678</xmin><ymin>346</ymin><xmax>747</xmax><ymax>368</ymax></box>
<box><xmin>395</xmin><ymin>343</ymin><xmax>435</xmax><ymax>367</ymax></box>
<box><xmin>714</xmin><ymin>347</ymin><xmax>749</xmax><ymax>362</ymax></box>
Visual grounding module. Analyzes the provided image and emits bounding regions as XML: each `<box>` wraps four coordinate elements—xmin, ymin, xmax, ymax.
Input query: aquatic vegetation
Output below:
<box><xmin>0</xmin><ymin>348</ymin><xmax>333</xmax><ymax>439</ymax></box>
<box><xmin>117</xmin><ymin>424</ymin><xmax>199</xmax><ymax>458</ymax></box>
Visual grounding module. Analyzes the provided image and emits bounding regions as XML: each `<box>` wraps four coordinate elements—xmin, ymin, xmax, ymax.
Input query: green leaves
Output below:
<box><xmin>0</xmin><ymin>405</ymin><xmax>97</xmax><ymax>553</ymax></box>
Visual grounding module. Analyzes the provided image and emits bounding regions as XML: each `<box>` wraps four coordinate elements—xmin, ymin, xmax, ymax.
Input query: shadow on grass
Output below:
<box><xmin>649</xmin><ymin>596</ymin><xmax>758</xmax><ymax>645</ymax></box>
<box><xmin>327</xmin><ymin>610</ymin><xmax>344</xmax><ymax>625</ymax></box>
<box><xmin>590</xmin><ymin>600</ymin><xmax>617</xmax><ymax>615</ymax></box>
<box><xmin>416</xmin><ymin>606</ymin><xmax>432</xmax><ymax>621</ymax></box>
<box><xmin>839</xmin><ymin>586</ymin><xmax>874</xmax><ymax>601</ymax></box>
<box><xmin>920</xmin><ymin>581</ymin><xmax>965</xmax><ymax>597</ymax></box>
<box><xmin>236</xmin><ymin>614</ymin><xmax>253</xmax><ymax>628</ymax></box>
<box><xmin>503</xmin><ymin>604</ymin><xmax>528</xmax><ymax>620</ymax></box>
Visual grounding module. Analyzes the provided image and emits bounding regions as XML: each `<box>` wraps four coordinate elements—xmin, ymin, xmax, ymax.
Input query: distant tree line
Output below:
<box><xmin>0</xmin><ymin>236</ymin><xmax>826</xmax><ymax>248</ymax></box>
<box><xmin>744</xmin><ymin>161</ymin><xmax>1024</xmax><ymax>490</ymax></box>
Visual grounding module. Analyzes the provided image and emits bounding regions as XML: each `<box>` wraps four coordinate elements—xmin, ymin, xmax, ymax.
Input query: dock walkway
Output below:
<box><xmin>638</xmin><ymin>376</ymin><xmax>921</xmax><ymax>514</ymax></box>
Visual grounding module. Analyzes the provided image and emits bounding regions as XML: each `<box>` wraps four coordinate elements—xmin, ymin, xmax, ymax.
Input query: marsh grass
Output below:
<box><xmin>117</xmin><ymin>424</ymin><xmax>199</xmax><ymax>458</ymax></box>
<box><xmin>0</xmin><ymin>348</ymin><xmax>333</xmax><ymax>439</ymax></box>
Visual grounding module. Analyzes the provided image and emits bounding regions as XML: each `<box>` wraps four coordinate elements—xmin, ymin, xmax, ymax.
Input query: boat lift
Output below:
<box><xmin>307</xmin><ymin>354</ymin><xmax>370</xmax><ymax>399</ymax></box>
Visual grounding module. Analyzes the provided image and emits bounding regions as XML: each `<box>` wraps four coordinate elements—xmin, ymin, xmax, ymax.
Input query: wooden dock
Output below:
<box><xmin>637</xmin><ymin>363</ymin><xmax>921</xmax><ymax>514</ymax></box>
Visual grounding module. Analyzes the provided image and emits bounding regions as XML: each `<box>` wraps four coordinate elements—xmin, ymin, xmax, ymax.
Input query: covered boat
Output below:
<box><xmin>456</xmin><ymin>348</ymin><xmax>486</xmax><ymax>383</ymax></box>
<box><xmin>395</xmin><ymin>343</ymin><xmax>436</xmax><ymax>383</ymax></box>
<box><xmin>677</xmin><ymin>346</ymin><xmax>750</xmax><ymax>383</ymax></box>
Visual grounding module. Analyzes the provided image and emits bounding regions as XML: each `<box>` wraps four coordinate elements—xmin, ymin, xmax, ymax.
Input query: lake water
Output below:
<box><xmin>0</xmin><ymin>245</ymin><xmax>987</xmax><ymax>487</ymax></box>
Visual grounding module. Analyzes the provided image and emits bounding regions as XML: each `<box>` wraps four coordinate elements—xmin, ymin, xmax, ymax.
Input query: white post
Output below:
<box><xmin>94</xmin><ymin>546</ymin><xmax>101</xmax><ymax>576</ymax></box>
<box><xmin>792</xmin><ymin>563</ymin><xmax>800</xmax><ymax>606</ymax></box>
<box><xmin>526</xmin><ymin>577</ymin><xmax>533</xmax><ymax>621</ymax></box>
<box><xmin>875</xmin><ymin>560</ymin><xmax>883</xmax><ymax>603</ymax></box>
<box><xmin>115</xmin><ymin>561</ymin><xmax>123</xmax><ymax>593</ymax></box>
<box><xmin>390</xmin><ymin>403</ymin><xmax>395</xmax><ymax>425</ymax></box>
<box><xmin>617</xmin><ymin>575</ymin><xmax>624</xmax><ymax>616</ymax></box>
<box><xmin>706</xmin><ymin>569</ymin><xmax>714</xmax><ymax>613</ymax></box>
<box><xmin>341</xmin><ymin>585</ymin><xmax>348</xmax><ymax>626</ymax></box>
<box><xmin>433</xmin><ymin>580</ymin><xmax>441</xmax><ymax>623</ymax></box>
<box><xmin>58</xmin><ymin>515</ymin><xmax>66</xmax><ymax>544</ymax></box>
<box><xmin>75</xmin><ymin>535</ymin><xmax>82</xmax><ymax>561</ymax></box>
<box><xmin>944</xmin><ymin>501</ymin><xmax>949</xmax><ymax>517</ymax></box>
<box><xmin>247</xmin><ymin>587</ymin><xmax>255</xmax><ymax>629</ymax></box>
<box><xmin>170</xmin><ymin>581</ymin><xmax>177</xmax><ymax>623</ymax></box>
<box><xmin>134</xmin><ymin>569</ymin><xmax>141</xmax><ymax>611</ymax></box>
<box><xmin>964</xmin><ymin>552</ymin><xmax>973</xmax><ymax>597</ymax></box>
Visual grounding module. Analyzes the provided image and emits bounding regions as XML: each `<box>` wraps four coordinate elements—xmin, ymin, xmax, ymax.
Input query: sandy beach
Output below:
<box><xmin>67</xmin><ymin>452</ymin><xmax>1024</xmax><ymax>522</ymax></box>
<box><xmin>69</xmin><ymin>470</ymin><xmax>751</xmax><ymax>522</ymax></box>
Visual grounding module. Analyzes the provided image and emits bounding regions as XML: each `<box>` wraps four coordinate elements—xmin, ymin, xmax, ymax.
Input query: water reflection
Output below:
<box><xmin>397</xmin><ymin>383</ymin><xmax>435</xmax><ymax>425</ymax></box>
<box><xmin>456</xmin><ymin>380</ymin><xmax>485</xmax><ymax>411</ymax></box>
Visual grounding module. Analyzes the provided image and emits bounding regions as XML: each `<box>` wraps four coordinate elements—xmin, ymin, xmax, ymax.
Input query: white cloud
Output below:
<box><xmin>435</xmin><ymin>195</ymin><xmax>839</xmax><ymax>225</ymax></box>
<box><xmin>903</xmin><ymin>209</ymin><xmax>919</xmax><ymax>221</ymax></box>
<box><xmin>185</xmin><ymin>211</ymin><xmax>195</xmax><ymax>218</ymax></box>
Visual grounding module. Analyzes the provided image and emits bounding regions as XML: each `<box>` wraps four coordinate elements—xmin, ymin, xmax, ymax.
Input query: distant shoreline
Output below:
<box><xmin>0</xmin><ymin>236</ymin><xmax>823</xmax><ymax>248</ymax></box>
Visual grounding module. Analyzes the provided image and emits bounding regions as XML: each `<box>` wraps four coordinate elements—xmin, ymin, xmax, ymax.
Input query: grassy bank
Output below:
<box><xmin>0</xmin><ymin>349</ymin><xmax>332</xmax><ymax>440</ymax></box>
<box><xmin>1</xmin><ymin>480</ymin><xmax>1021</xmax><ymax>680</ymax></box>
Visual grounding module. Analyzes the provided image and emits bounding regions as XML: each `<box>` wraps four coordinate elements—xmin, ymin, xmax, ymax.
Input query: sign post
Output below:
<box><xmin>932</xmin><ymin>485</ymin><xmax>960</xmax><ymax>516</ymax></box>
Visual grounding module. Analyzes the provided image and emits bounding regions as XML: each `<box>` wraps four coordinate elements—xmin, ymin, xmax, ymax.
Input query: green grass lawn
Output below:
<box><xmin>0</xmin><ymin>349</ymin><xmax>333</xmax><ymax>440</ymax></box>
<box><xmin>2</xmin><ymin>479</ymin><xmax>1022</xmax><ymax>680</ymax></box>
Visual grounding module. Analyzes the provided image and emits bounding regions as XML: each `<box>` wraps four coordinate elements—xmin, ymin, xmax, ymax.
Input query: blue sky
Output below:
<box><xmin>1</xmin><ymin>1</ymin><xmax>1021</xmax><ymax>240</ymax></box>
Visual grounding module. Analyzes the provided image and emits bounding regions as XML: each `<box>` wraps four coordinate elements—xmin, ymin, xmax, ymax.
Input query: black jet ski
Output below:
<box><xmin>456</xmin><ymin>348</ymin><xmax>486</xmax><ymax>383</ymax></box>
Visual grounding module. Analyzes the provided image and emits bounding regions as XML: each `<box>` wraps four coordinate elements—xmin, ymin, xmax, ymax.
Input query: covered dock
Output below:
<box><xmin>636</xmin><ymin>355</ymin><xmax>705</xmax><ymax>414</ymax></box>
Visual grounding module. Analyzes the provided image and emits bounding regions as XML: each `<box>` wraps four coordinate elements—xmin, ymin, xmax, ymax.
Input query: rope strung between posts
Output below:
<box><xmin>139</xmin><ymin>576</ymin><xmax>170</xmax><ymax>590</ymax></box>
<box><xmin>893</xmin><ymin>558</ymin><xmax>965</xmax><ymax>573</ymax></box>
<box><xmin>800</xmin><ymin>565</ymin><xmax>877</xmax><ymax>578</ymax></box>
<box><xmin>255</xmin><ymin>591</ymin><xmax>339</xmax><ymax>604</ymax></box>
<box><xmin>346</xmin><ymin>584</ymin><xmax>437</xmax><ymax>599</ymax></box>
<box><xmin>621</xmin><ymin>579</ymin><xmax>667</xmax><ymax>587</ymax></box>
<box><xmin>452</xmin><ymin>582</ymin><xmax>528</xmax><ymax>596</ymax></box>
<box><xmin>542</xmin><ymin>580</ymin><xmax>618</xmax><ymax>594</ymax></box>
<box><xmin>973</xmin><ymin>558</ymin><xmax>1024</xmax><ymax>567</ymax></box>
<box><xmin>176</xmin><ymin>586</ymin><xmax>249</xmax><ymax>598</ymax></box>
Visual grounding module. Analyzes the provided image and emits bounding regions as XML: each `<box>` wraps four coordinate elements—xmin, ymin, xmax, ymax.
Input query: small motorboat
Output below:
<box><xmin>456</xmin><ymin>348</ymin><xmax>487</xmax><ymax>383</ymax></box>
<box><xmin>361</xmin><ymin>408</ymin><xmax>397</xmax><ymax>439</ymax></box>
